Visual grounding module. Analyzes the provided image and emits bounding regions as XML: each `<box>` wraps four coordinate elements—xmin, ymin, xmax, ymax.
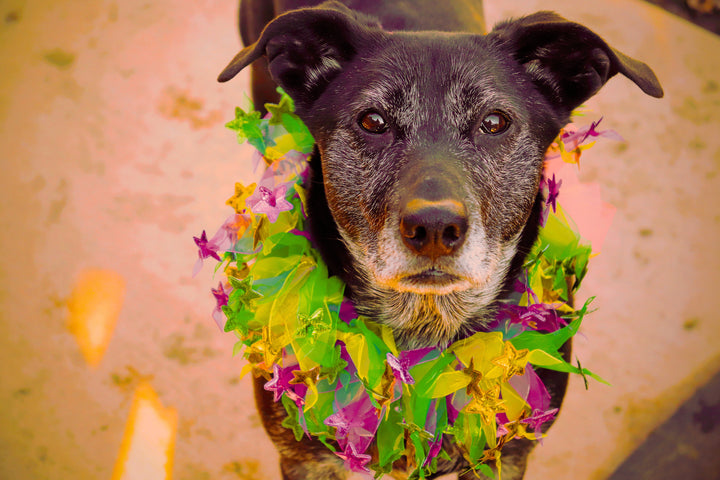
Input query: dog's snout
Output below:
<box><xmin>400</xmin><ymin>199</ymin><xmax>468</xmax><ymax>259</ymax></box>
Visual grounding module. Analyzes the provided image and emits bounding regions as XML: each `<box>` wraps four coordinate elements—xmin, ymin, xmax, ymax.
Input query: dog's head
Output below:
<box><xmin>219</xmin><ymin>4</ymin><xmax>662</xmax><ymax>347</ymax></box>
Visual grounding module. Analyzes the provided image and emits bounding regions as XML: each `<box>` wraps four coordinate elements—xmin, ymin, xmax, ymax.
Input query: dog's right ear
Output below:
<box><xmin>218</xmin><ymin>3</ymin><xmax>384</xmax><ymax>111</ymax></box>
<box><xmin>489</xmin><ymin>12</ymin><xmax>663</xmax><ymax>117</ymax></box>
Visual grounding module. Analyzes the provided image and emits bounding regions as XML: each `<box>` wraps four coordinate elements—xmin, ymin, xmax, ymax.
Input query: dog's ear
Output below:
<box><xmin>489</xmin><ymin>11</ymin><xmax>663</xmax><ymax>115</ymax></box>
<box><xmin>218</xmin><ymin>3</ymin><xmax>383</xmax><ymax>110</ymax></box>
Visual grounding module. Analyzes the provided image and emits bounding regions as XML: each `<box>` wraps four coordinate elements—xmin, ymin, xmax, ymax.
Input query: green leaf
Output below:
<box><xmin>476</xmin><ymin>463</ymin><xmax>496</xmax><ymax>479</ymax></box>
<box><xmin>281</xmin><ymin>114</ymin><xmax>314</xmax><ymax>153</ymax></box>
<box><xmin>375</xmin><ymin>407</ymin><xmax>405</xmax><ymax>469</ymax></box>
<box><xmin>265</xmin><ymin>94</ymin><xmax>295</xmax><ymax>126</ymax></box>
<box><xmin>275</xmin><ymin>87</ymin><xmax>295</xmax><ymax>111</ymax></box>
<box><xmin>227</xmin><ymin>275</ymin><xmax>263</xmax><ymax>308</ymax></box>
<box><xmin>409</xmin><ymin>431</ymin><xmax>427</xmax><ymax>476</ymax></box>
<box><xmin>225</xmin><ymin>106</ymin><xmax>266</xmax><ymax>152</ymax></box>
<box><xmin>510</xmin><ymin>296</ymin><xmax>595</xmax><ymax>353</ymax></box>
<box><xmin>222</xmin><ymin>307</ymin><xmax>254</xmax><ymax>334</ymax></box>
<box><xmin>232</xmin><ymin>339</ymin><xmax>245</xmax><ymax>357</ymax></box>
<box><xmin>280</xmin><ymin>395</ymin><xmax>305</xmax><ymax>441</ymax></box>
<box><xmin>537</xmin><ymin>358</ymin><xmax>609</xmax><ymax>385</ymax></box>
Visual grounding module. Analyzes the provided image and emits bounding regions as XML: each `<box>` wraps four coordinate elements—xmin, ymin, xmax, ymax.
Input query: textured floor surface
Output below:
<box><xmin>1</xmin><ymin>1</ymin><xmax>719</xmax><ymax>479</ymax></box>
<box><xmin>607</xmin><ymin>368</ymin><xmax>720</xmax><ymax>480</ymax></box>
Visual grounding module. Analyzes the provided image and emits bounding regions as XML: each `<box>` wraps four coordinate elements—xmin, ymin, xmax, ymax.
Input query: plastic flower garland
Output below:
<box><xmin>194</xmin><ymin>91</ymin><xmax>613</xmax><ymax>479</ymax></box>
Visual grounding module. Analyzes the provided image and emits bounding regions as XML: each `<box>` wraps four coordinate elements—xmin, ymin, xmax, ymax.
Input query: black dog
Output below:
<box><xmin>217</xmin><ymin>1</ymin><xmax>663</xmax><ymax>478</ymax></box>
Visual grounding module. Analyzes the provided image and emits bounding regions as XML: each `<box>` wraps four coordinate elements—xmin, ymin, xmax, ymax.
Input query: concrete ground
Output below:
<box><xmin>1</xmin><ymin>1</ymin><xmax>718</xmax><ymax>479</ymax></box>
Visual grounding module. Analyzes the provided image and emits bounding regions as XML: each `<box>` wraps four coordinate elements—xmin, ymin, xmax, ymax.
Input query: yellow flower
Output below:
<box><xmin>465</xmin><ymin>384</ymin><xmax>506</xmax><ymax>426</ymax></box>
<box><xmin>226</xmin><ymin>182</ymin><xmax>256</xmax><ymax>213</ymax></box>
<box><xmin>491</xmin><ymin>342</ymin><xmax>529</xmax><ymax>381</ymax></box>
<box><xmin>462</xmin><ymin>359</ymin><xmax>484</xmax><ymax>397</ymax></box>
<box><xmin>289</xmin><ymin>366</ymin><xmax>322</xmax><ymax>387</ymax></box>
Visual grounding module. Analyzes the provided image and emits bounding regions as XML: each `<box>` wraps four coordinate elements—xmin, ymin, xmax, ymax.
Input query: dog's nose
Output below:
<box><xmin>399</xmin><ymin>199</ymin><xmax>468</xmax><ymax>259</ymax></box>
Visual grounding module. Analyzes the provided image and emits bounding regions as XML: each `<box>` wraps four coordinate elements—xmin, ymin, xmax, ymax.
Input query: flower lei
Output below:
<box><xmin>194</xmin><ymin>90</ymin><xmax>614</xmax><ymax>479</ymax></box>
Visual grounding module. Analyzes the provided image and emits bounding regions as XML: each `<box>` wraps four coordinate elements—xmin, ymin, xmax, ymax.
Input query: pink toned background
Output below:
<box><xmin>1</xmin><ymin>1</ymin><xmax>718</xmax><ymax>479</ymax></box>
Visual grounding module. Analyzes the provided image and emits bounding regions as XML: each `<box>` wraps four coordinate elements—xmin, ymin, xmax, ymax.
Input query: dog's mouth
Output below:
<box><xmin>396</xmin><ymin>267</ymin><xmax>471</xmax><ymax>295</ymax></box>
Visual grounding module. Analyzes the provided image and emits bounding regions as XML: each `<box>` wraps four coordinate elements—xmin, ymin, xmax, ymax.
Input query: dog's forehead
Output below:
<box><xmin>350</xmin><ymin>33</ymin><xmax>530</xmax><ymax>126</ymax></box>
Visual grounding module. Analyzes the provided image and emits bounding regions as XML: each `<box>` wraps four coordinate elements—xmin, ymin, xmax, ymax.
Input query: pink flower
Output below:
<box><xmin>245</xmin><ymin>172</ymin><xmax>293</xmax><ymax>223</ymax></box>
<box><xmin>386</xmin><ymin>347</ymin><xmax>434</xmax><ymax>385</ymax></box>
<box><xmin>193</xmin><ymin>215</ymin><xmax>252</xmax><ymax>277</ymax></box>
<box><xmin>521</xmin><ymin>408</ymin><xmax>559</xmax><ymax>436</ymax></box>
<box><xmin>509</xmin><ymin>365</ymin><xmax>552</xmax><ymax>412</ymax></box>
<box><xmin>335</xmin><ymin>443</ymin><xmax>372</xmax><ymax>474</ymax></box>
<box><xmin>325</xmin><ymin>394</ymin><xmax>380</xmax><ymax>456</ymax></box>
<box><xmin>210</xmin><ymin>282</ymin><xmax>232</xmax><ymax>331</ymax></box>
<box><xmin>209</xmin><ymin>214</ymin><xmax>251</xmax><ymax>253</ymax></box>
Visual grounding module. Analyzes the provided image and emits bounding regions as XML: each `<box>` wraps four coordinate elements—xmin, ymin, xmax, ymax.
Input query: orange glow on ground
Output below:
<box><xmin>544</xmin><ymin>157</ymin><xmax>616</xmax><ymax>253</ymax></box>
<box><xmin>67</xmin><ymin>269</ymin><xmax>126</xmax><ymax>367</ymax></box>
<box><xmin>111</xmin><ymin>382</ymin><xmax>178</xmax><ymax>480</ymax></box>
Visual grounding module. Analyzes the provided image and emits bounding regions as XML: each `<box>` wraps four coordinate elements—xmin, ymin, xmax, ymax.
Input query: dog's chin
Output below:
<box><xmin>392</xmin><ymin>269</ymin><xmax>473</xmax><ymax>295</ymax></box>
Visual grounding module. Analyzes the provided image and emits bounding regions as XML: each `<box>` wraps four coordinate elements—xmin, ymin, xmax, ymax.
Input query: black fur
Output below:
<box><xmin>218</xmin><ymin>2</ymin><xmax>663</xmax><ymax>478</ymax></box>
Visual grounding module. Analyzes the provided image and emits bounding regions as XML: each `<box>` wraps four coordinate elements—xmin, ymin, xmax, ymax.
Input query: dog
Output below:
<box><xmin>217</xmin><ymin>1</ymin><xmax>663</xmax><ymax>478</ymax></box>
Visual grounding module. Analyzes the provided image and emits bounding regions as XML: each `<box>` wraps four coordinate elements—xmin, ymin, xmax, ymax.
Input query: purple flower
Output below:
<box><xmin>194</xmin><ymin>230</ymin><xmax>222</xmax><ymax>261</ymax></box>
<box><xmin>192</xmin><ymin>230</ymin><xmax>222</xmax><ymax>276</ymax></box>
<box><xmin>290</xmin><ymin>228</ymin><xmax>313</xmax><ymax>244</ymax></box>
<box><xmin>210</xmin><ymin>282</ymin><xmax>232</xmax><ymax>331</ymax></box>
<box><xmin>423</xmin><ymin>434</ymin><xmax>444</xmax><ymax>467</ymax></box>
<box><xmin>245</xmin><ymin>172</ymin><xmax>293</xmax><ymax>223</ymax></box>
<box><xmin>522</xmin><ymin>303</ymin><xmax>566</xmax><ymax>332</ymax></box>
<box><xmin>562</xmin><ymin>117</ymin><xmax>623</xmax><ymax>150</ymax></box>
<box><xmin>546</xmin><ymin>174</ymin><xmax>561</xmax><ymax>213</ymax></box>
<box><xmin>513</xmin><ymin>273</ymin><xmax>537</xmax><ymax>300</ymax></box>
<box><xmin>539</xmin><ymin>173</ymin><xmax>562</xmax><ymax>227</ymax></box>
<box><xmin>494</xmin><ymin>302</ymin><xmax>565</xmax><ymax>334</ymax></box>
<box><xmin>338</xmin><ymin>299</ymin><xmax>358</xmax><ymax>324</ymax></box>
<box><xmin>338</xmin><ymin>342</ymin><xmax>358</xmax><ymax>378</ymax></box>
<box><xmin>446</xmin><ymin>395</ymin><xmax>461</xmax><ymax>425</ymax></box>
<box><xmin>264</xmin><ymin>364</ymin><xmax>305</xmax><ymax>405</ymax></box>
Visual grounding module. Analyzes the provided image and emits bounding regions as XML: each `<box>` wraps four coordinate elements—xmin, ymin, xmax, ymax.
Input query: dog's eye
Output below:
<box><xmin>479</xmin><ymin>111</ymin><xmax>511</xmax><ymax>135</ymax></box>
<box><xmin>359</xmin><ymin>111</ymin><xmax>388</xmax><ymax>134</ymax></box>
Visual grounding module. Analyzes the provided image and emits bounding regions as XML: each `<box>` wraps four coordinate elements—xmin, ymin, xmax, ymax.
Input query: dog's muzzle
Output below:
<box><xmin>397</xmin><ymin>157</ymin><xmax>469</xmax><ymax>260</ymax></box>
<box><xmin>383</xmin><ymin>155</ymin><xmax>477</xmax><ymax>294</ymax></box>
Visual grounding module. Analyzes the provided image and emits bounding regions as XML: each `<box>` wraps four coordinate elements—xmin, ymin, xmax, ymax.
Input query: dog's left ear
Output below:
<box><xmin>490</xmin><ymin>11</ymin><xmax>663</xmax><ymax>116</ymax></box>
<box><xmin>218</xmin><ymin>3</ymin><xmax>384</xmax><ymax>111</ymax></box>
